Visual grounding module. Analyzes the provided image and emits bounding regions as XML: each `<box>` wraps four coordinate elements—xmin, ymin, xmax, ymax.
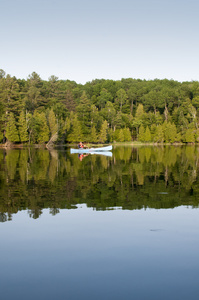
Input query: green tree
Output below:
<box><xmin>144</xmin><ymin>126</ymin><xmax>151</xmax><ymax>142</ymax></box>
<box><xmin>28</xmin><ymin>112</ymin><xmax>40</xmax><ymax>144</ymax></box>
<box><xmin>100</xmin><ymin>101</ymin><xmax>116</xmax><ymax>129</ymax></box>
<box><xmin>90</xmin><ymin>125</ymin><xmax>98</xmax><ymax>143</ymax></box>
<box><xmin>164</xmin><ymin>122</ymin><xmax>177</xmax><ymax>143</ymax></box>
<box><xmin>97</xmin><ymin>88</ymin><xmax>113</xmax><ymax>109</ymax></box>
<box><xmin>91</xmin><ymin>104</ymin><xmax>102</xmax><ymax>131</ymax></box>
<box><xmin>48</xmin><ymin>109</ymin><xmax>58</xmax><ymax>137</ymax></box>
<box><xmin>98</xmin><ymin>120</ymin><xmax>108</xmax><ymax>143</ymax></box>
<box><xmin>115</xmin><ymin>88</ymin><xmax>128</xmax><ymax>112</ymax></box>
<box><xmin>18</xmin><ymin>111</ymin><xmax>28</xmax><ymax>142</ymax></box>
<box><xmin>127</xmin><ymin>83</ymin><xmax>144</xmax><ymax>115</ymax></box>
<box><xmin>37</xmin><ymin>112</ymin><xmax>50</xmax><ymax>143</ymax></box>
<box><xmin>59</xmin><ymin>115</ymin><xmax>71</xmax><ymax>143</ymax></box>
<box><xmin>118</xmin><ymin>129</ymin><xmax>125</xmax><ymax>142</ymax></box>
<box><xmin>192</xmin><ymin>96</ymin><xmax>199</xmax><ymax>110</ymax></box>
<box><xmin>77</xmin><ymin>91</ymin><xmax>91</xmax><ymax>135</ymax></box>
<box><xmin>133</xmin><ymin>104</ymin><xmax>145</xmax><ymax>138</ymax></box>
<box><xmin>142</xmin><ymin>89</ymin><xmax>164</xmax><ymax>114</ymax></box>
<box><xmin>0</xmin><ymin>75</ymin><xmax>22</xmax><ymax>117</ymax></box>
<box><xmin>138</xmin><ymin>125</ymin><xmax>145</xmax><ymax>142</ymax></box>
<box><xmin>188</xmin><ymin>105</ymin><xmax>197</xmax><ymax>129</ymax></box>
<box><xmin>67</xmin><ymin>114</ymin><xmax>83</xmax><ymax>142</ymax></box>
<box><xmin>113</xmin><ymin>111</ymin><xmax>126</xmax><ymax>130</ymax></box>
<box><xmin>154</xmin><ymin>125</ymin><xmax>164</xmax><ymax>143</ymax></box>
<box><xmin>6</xmin><ymin>112</ymin><xmax>19</xmax><ymax>142</ymax></box>
<box><xmin>185</xmin><ymin>129</ymin><xmax>195</xmax><ymax>143</ymax></box>
<box><xmin>123</xmin><ymin>127</ymin><xmax>132</xmax><ymax>141</ymax></box>
<box><xmin>24</xmin><ymin>72</ymin><xmax>44</xmax><ymax>113</ymax></box>
<box><xmin>64</xmin><ymin>90</ymin><xmax>76</xmax><ymax>112</ymax></box>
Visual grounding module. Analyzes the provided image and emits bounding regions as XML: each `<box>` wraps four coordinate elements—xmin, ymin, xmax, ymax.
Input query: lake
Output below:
<box><xmin>0</xmin><ymin>145</ymin><xmax>199</xmax><ymax>299</ymax></box>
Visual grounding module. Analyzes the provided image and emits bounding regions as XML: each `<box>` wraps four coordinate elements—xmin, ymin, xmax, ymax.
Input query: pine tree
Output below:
<box><xmin>59</xmin><ymin>116</ymin><xmax>71</xmax><ymax>143</ymax></box>
<box><xmin>118</xmin><ymin>129</ymin><xmax>125</xmax><ymax>142</ymax></box>
<box><xmin>97</xmin><ymin>88</ymin><xmax>113</xmax><ymax>109</ymax></box>
<box><xmin>24</xmin><ymin>72</ymin><xmax>43</xmax><ymax>112</ymax></box>
<box><xmin>154</xmin><ymin>125</ymin><xmax>164</xmax><ymax>143</ymax></box>
<box><xmin>77</xmin><ymin>91</ymin><xmax>91</xmax><ymax>135</ymax></box>
<box><xmin>0</xmin><ymin>75</ymin><xmax>22</xmax><ymax>116</ymax></box>
<box><xmin>150</xmin><ymin>124</ymin><xmax>157</xmax><ymax>141</ymax></box>
<box><xmin>138</xmin><ymin>125</ymin><xmax>145</xmax><ymax>142</ymax></box>
<box><xmin>185</xmin><ymin>129</ymin><xmax>195</xmax><ymax>143</ymax></box>
<box><xmin>37</xmin><ymin>112</ymin><xmax>50</xmax><ymax>143</ymax></box>
<box><xmin>30</xmin><ymin>111</ymin><xmax>42</xmax><ymax>144</ymax></box>
<box><xmin>115</xmin><ymin>88</ymin><xmax>128</xmax><ymax>112</ymax></box>
<box><xmin>98</xmin><ymin>120</ymin><xmax>108</xmax><ymax>143</ymax></box>
<box><xmin>123</xmin><ymin>127</ymin><xmax>132</xmax><ymax>142</ymax></box>
<box><xmin>101</xmin><ymin>102</ymin><xmax>116</xmax><ymax>129</ymax></box>
<box><xmin>67</xmin><ymin>114</ymin><xmax>83</xmax><ymax>142</ymax></box>
<box><xmin>144</xmin><ymin>126</ymin><xmax>151</xmax><ymax>142</ymax></box>
<box><xmin>112</xmin><ymin>129</ymin><xmax>119</xmax><ymax>142</ymax></box>
<box><xmin>133</xmin><ymin>104</ymin><xmax>145</xmax><ymax>138</ymax></box>
<box><xmin>164</xmin><ymin>122</ymin><xmax>177</xmax><ymax>143</ymax></box>
<box><xmin>114</xmin><ymin>111</ymin><xmax>124</xmax><ymax>130</ymax></box>
<box><xmin>6</xmin><ymin>112</ymin><xmax>19</xmax><ymax>142</ymax></box>
<box><xmin>90</xmin><ymin>125</ymin><xmax>98</xmax><ymax>143</ymax></box>
<box><xmin>64</xmin><ymin>90</ymin><xmax>76</xmax><ymax>112</ymax></box>
<box><xmin>18</xmin><ymin>111</ymin><xmax>28</xmax><ymax>143</ymax></box>
<box><xmin>135</xmin><ymin>103</ymin><xmax>145</xmax><ymax>118</ymax></box>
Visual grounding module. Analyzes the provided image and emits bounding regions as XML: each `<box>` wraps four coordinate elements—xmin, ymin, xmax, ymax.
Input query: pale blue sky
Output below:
<box><xmin>1</xmin><ymin>0</ymin><xmax>199</xmax><ymax>83</ymax></box>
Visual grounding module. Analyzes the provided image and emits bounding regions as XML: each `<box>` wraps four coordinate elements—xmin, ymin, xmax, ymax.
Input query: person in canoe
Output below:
<box><xmin>78</xmin><ymin>142</ymin><xmax>84</xmax><ymax>149</ymax></box>
<box><xmin>78</xmin><ymin>142</ymin><xmax>88</xmax><ymax>149</ymax></box>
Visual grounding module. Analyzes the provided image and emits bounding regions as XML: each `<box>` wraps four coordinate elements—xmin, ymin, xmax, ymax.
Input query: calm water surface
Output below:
<box><xmin>0</xmin><ymin>146</ymin><xmax>199</xmax><ymax>299</ymax></box>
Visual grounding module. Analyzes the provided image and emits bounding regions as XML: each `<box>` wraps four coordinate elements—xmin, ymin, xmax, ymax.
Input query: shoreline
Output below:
<box><xmin>0</xmin><ymin>141</ymin><xmax>197</xmax><ymax>149</ymax></box>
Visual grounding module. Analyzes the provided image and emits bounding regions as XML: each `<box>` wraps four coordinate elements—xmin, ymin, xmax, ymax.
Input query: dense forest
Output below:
<box><xmin>1</xmin><ymin>69</ymin><xmax>199</xmax><ymax>145</ymax></box>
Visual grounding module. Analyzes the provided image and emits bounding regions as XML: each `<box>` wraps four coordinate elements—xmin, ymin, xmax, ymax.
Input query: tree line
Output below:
<box><xmin>1</xmin><ymin>68</ymin><xmax>199</xmax><ymax>144</ymax></box>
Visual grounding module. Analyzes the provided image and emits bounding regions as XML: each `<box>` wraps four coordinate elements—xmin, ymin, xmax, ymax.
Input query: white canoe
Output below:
<box><xmin>70</xmin><ymin>145</ymin><xmax>112</xmax><ymax>154</ymax></box>
<box><xmin>90</xmin><ymin>151</ymin><xmax>112</xmax><ymax>157</ymax></box>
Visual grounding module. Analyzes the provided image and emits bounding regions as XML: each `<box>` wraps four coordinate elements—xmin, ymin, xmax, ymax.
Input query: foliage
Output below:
<box><xmin>1</xmin><ymin>69</ymin><xmax>199</xmax><ymax>144</ymax></box>
<box><xmin>48</xmin><ymin>109</ymin><xmax>58</xmax><ymax>137</ymax></box>
<box><xmin>144</xmin><ymin>126</ymin><xmax>151</xmax><ymax>142</ymax></box>
<box><xmin>6</xmin><ymin>112</ymin><xmax>19</xmax><ymax>142</ymax></box>
<box><xmin>67</xmin><ymin>114</ymin><xmax>83</xmax><ymax>142</ymax></box>
<box><xmin>164</xmin><ymin>122</ymin><xmax>177</xmax><ymax>143</ymax></box>
<box><xmin>123</xmin><ymin>127</ymin><xmax>132</xmax><ymax>142</ymax></box>
<box><xmin>98</xmin><ymin>120</ymin><xmax>108</xmax><ymax>143</ymax></box>
<box><xmin>90</xmin><ymin>125</ymin><xmax>98</xmax><ymax>143</ymax></box>
<box><xmin>185</xmin><ymin>129</ymin><xmax>195</xmax><ymax>143</ymax></box>
<box><xmin>154</xmin><ymin>125</ymin><xmax>164</xmax><ymax>143</ymax></box>
<box><xmin>18</xmin><ymin>111</ymin><xmax>28</xmax><ymax>143</ymax></box>
<box><xmin>138</xmin><ymin>125</ymin><xmax>145</xmax><ymax>142</ymax></box>
<box><xmin>37</xmin><ymin>112</ymin><xmax>50</xmax><ymax>143</ymax></box>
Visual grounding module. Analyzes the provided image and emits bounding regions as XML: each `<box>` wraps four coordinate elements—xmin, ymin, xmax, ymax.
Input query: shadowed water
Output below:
<box><xmin>0</xmin><ymin>146</ymin><xmax>199</xmax><ymax>299</ymax></box>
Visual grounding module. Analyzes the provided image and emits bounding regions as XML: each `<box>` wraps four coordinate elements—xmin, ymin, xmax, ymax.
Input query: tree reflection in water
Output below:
<box><xmin>0</xmin><ymin>145</ymin><xmax>199</xmax><ymax>221</ymax></box>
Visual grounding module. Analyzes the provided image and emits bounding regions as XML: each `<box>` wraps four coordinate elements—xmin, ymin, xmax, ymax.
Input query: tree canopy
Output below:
<box><xmin>1</xmin><ymin>70</ymin><xmax>199</xmax><ymax>144</ymax></box>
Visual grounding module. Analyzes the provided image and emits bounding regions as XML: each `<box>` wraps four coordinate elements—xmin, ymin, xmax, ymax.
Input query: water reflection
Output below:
<box><xmin>0</xmin><ymin>145</ymin><xmax>199</xmax><ymax>221</ymax></box>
